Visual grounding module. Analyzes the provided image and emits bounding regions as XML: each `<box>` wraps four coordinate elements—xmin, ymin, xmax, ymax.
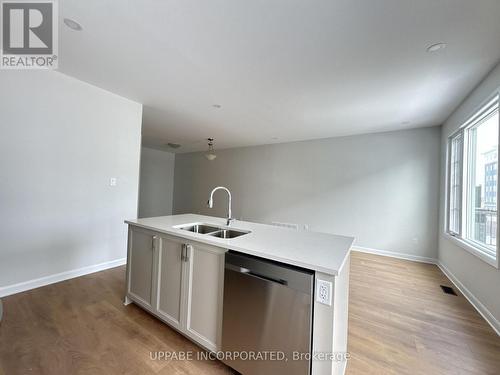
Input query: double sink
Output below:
<box><xmin>175</xmin><ymin>223</ymin><xmax>250</xmax><ymax>239</ymax></box>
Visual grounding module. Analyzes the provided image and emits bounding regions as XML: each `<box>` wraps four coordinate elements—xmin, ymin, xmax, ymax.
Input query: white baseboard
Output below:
<box><xmin>352</xmin><ymin>246</ymin><xmax>438</xmax><ymax>264</ymax></box>
<box><xmin>352</xmin><ymin>246</ymin><xmax>499</xmax><ymax>336</ymax></box>
<box><xmin>437</xmin><ymin>261</ymin><xmax>500</xmax><ymax>336</ymax></box>
<box><xmin>0</xmin><ymin>258</ymin><xmax>126</xmax><ymax>298</ymax></box>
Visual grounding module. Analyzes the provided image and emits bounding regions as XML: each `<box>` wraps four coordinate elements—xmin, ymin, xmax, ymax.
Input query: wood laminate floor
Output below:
<box><xmin>0</xmin><ymin>252</ymin><xmax>499</xmax><ymax>374</ymax></box>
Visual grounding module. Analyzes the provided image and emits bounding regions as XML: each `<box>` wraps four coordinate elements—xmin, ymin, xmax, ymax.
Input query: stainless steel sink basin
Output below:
<box><xmin>175</xmin><ymin>223</ymin><xmax>250</xmax><ymax>239</ymax></box>
<box><xmin>178</xmin><ymin>224</ymin><xmax>220</xmax><ymax>234</ymax></box>
<box><xmin>209</xmin><ymin>229</ymin><xmax>249</xmax><ymax>239</ymax></box>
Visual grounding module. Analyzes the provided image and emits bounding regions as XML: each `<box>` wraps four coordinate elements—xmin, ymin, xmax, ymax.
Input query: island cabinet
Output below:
<box><xmin>155</xmin><ymin>234</ymin><xmax>184</xmax><ymax>331</ymax></box>
<box><xmin>125</xmin><ymin>214</ymin><xmax>354</xmax><ymax>375</ymax></box>
<box><xmin>126</xmin><ymin>226</ymin><xmax>157</xmax><ymax>310</ymax></box>
<box><xmin>125</xmin><ymin>225</ymin><xmax>225</xmax><ymax>352</ymax></box>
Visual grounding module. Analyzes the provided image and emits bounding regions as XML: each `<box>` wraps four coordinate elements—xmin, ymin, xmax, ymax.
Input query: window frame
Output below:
<box><xmin>445</xmin><ymin>91</ymin><xmax>500</xmax><ymax>269</ymax></box>
<box><xmin>447</xmin><ymin>131</ymin><xmax>463</xmax><ymax>237</ymax></box>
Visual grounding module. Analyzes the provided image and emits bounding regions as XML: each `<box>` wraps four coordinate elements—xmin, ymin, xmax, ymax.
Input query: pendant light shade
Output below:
<box><xmin>205</xmin><ymin>138</ymin><xmax>217</xmax><ymax>160</ymax></box>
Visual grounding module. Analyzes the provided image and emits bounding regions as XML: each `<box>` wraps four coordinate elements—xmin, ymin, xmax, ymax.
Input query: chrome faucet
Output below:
<box><xmin>208</xmin><ymin>186</ymin><xmax>233</xmax><ymax>226</ymax></box>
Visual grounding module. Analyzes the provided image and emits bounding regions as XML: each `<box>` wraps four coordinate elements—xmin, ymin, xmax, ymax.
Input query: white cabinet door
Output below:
<box><xmin>126</xmin><ymin>226</ymin><xmax>226</xmax><ymax>353</ymax></box>
<box><xmin>126</xmin><ymin>227</ymin><xmax>157</xmax><ymax>309</ymax></box>
<box><xmin>184</xmin><ymin>243</ymin><xmax>225</xmax><ymax>352</ymax></box>
<box><xmin>155</xmin><ymin>236</ymin><xmax>185</xmax><ymax>331</ymax></box>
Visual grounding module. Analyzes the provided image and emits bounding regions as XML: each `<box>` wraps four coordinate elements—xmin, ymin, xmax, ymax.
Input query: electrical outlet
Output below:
<box><xmin>110</xmin><ymin>177</ymin><xmax>117</xmax><ymax>186</ymax></box>
<box><xmin>316</xmin><ymin>279</ymin><xmax>332</xmax><ymax>306</ymax></box>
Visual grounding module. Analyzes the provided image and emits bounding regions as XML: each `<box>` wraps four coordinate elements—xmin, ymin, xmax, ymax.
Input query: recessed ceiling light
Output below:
<box><xmin>64</xmin><ymin>18</ymin><xmax>83</xmax><ymax>31</ymax></box>
<box><xmin>426</xmin><ymin>43</ymin><xmax>446</xmax><ymax>53</ymax></box>
<box><xmin>212</xmin><ymin>104</ymin><xmax>221</xmax><ymax>109</ymax></box>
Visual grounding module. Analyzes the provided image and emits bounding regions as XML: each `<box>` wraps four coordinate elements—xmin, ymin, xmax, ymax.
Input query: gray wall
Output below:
<box><xmin>439</xmin><ymin>62</ymin><xmax>500</xmax><ymax>323</ymax></box>
<box><xmin>174</xmin><ymin>126</ymin><xmax>441</xmax><ymax>259</ymax></box>
<box><xmin>138</xmin><ymin>147</ymin><xmax>175</xmax><ymax>218</ymax></box>
<box><xmin>0</xmin><ymin>71</ymin><xmax>142</xmax><ymax>288</ymax></box>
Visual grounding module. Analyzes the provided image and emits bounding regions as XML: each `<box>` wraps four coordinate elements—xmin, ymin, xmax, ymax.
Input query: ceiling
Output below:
<box><xmin>58</xmin><ymin>0</ymin><xmax>500</xmax><ymax>152</ymax></box>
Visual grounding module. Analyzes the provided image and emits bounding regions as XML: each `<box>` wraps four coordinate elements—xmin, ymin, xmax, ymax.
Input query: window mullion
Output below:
<box><xmin>460</xmin><ymin>130</ymin><xmax>467</xmax><ymax>237</ymax></box>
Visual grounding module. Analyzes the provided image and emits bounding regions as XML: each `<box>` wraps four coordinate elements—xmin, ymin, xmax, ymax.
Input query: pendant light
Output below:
<box><xmin>205</xmin><ymin>138</ymin><xmax>217</xmax><ymax>160</ymax></box>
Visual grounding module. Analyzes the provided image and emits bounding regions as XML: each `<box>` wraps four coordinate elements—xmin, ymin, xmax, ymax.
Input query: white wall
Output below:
<box><xmin>439</xmin><ymin>62</ymin><xmax>500</xmax><ymax>328</ymax></box>
<box><xmin>138</xmin><ymin>147</ymin><xmax>175</xmax><ymax>218</ymax></box>
<box><xmin>174</xmin><ymin>126</ymin><xmax>441</xmax><ymax>259</ymax></box>
<box><xmin>0</xmin><ymin>71</ymin><xmax>142</xmax><ymax>291</ymax></box>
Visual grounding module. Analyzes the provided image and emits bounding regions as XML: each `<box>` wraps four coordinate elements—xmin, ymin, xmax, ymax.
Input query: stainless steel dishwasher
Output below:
<box><xmin>222</xmin><ymin>251</ymin><xmax>314</xmax><ymax>375</ymax></box>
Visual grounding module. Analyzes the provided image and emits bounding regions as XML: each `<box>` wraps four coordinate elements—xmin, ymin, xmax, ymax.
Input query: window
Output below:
<box><xmin>446</xmin><ymin>93</ymin><xmax>499</xmax><ymax>267</ymax></box>
<box><xmin>448</xmin><ymin>132</ymin><xmax>463</xmax><ymax>235</ymax></box>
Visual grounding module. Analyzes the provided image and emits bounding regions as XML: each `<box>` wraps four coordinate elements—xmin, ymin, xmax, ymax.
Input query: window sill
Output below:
<box><xmin>444</xmin><ymin>233</ymin><xmax>499</xmax><ymax>269</ymax></box>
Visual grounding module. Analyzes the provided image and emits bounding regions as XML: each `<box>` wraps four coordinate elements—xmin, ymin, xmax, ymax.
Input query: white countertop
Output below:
<box><xmin>125</xmin><ymin>214</ymin><xmax>354</xmax><ymax>276</ymax></box>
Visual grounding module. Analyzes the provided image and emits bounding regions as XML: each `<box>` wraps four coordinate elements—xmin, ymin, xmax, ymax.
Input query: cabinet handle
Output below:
<box><xmin>181</xmin><ymin>244</ymin><xmax>190</xmax><ymax>262</ymax></box>
<box><xmin>152</xmin><ymin>235</ymin><xmax>158</xmax><ymax>251</ymax></box>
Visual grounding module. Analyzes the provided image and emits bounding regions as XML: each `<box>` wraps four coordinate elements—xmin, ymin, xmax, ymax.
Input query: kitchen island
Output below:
<box><xmin>124</xmin><ymin>214</ymin><xmax>354</xmax><ymax>375</ymax></box>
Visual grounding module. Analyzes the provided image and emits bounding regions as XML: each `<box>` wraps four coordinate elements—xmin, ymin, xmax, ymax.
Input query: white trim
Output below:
<box><xmin>437</xmin><ymin>261</ymin><xmax>500</xmax><ymax>336</ymax></box>
<box><xmin>444</xmin><ymin>233</ymin><xmax>498</xmax><ymax>268</ymax></box>
<box><xmin>0</xmin><ymin>258</ymin><xmax>126</xmax><ymax>298</ymax></box>
<box><xmin>352</xmin><ymin>246</ymin><xmax>438</xmax><ymax>264</ymax></box>
<box><xmin>460</xmin><ymin>93</ymin><xmax>499</xmax><ymax>130</ymax></box>
<box><xmin>445</xmin><ymin>90</ymin><xmax>500</xmax><ymax>139</ymax></box>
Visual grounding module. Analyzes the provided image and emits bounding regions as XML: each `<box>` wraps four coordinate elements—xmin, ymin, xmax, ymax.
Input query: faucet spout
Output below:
<box><xmin>208</xmin><ymin>186</ymin><xmax>233</xmax><ymax>226</ymax></box>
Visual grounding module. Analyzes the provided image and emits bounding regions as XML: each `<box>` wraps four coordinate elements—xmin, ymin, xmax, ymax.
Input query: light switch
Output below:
<box><xmin>110</xmin><ymin>177</ymin><xmax>117</xmax><ymax>186</ymax></box>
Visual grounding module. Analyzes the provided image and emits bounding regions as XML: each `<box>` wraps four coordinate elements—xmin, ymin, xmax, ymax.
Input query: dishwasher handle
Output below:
<box><xmin>225</xmin><ymin>264</ymin><xmax>288</xmax><ymax>286</ymax></box>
